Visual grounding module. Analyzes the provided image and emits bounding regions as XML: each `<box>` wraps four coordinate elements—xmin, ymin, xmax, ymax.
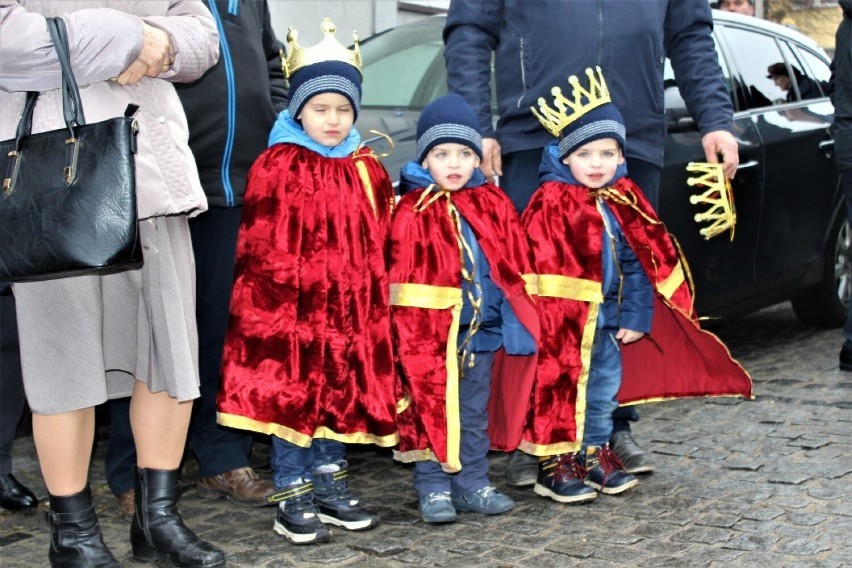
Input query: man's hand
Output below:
<box><xmin>701</xmin><ymin>130</ymin><xmax>739</xmax><ymax>180</ymax></box>
<box><xmin>114</xmin><ymin>22</ymin><xmax>173</xmax><ymax>86</ymax></box>
<box><xmin>481</xmin><ymin>137</ymin><xmax>503</xmax><ymax>180</ymax></box>
<box><xmin>616</xmin><ymin>328</ymin><xmax>645</xmax><ymax>345</ymax></box>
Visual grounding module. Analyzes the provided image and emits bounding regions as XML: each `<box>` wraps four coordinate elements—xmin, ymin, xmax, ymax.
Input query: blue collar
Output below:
<box><xmin>267</xmin><ymin>110</ymin><xmax>362</xmax><ymax>157</ymax></box>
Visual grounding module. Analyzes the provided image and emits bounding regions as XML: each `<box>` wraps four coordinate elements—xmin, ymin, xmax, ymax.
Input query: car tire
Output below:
<box><xmin>791</xmin><ymin>207</ymin><xmax>850</xmax><ymax>327</ymax></box>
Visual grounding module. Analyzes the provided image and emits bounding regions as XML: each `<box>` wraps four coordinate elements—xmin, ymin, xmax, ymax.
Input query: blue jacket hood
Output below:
<box><xmin>268</xmin><ymin>110</ymin><xmax>361</xmax><ymax>157</ymax></box>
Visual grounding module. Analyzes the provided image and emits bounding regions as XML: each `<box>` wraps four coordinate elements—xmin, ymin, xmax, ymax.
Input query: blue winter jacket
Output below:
<box><xmin>444</xmin><ymin>0</ymin><xmax>734</xmax><ymax>168</ymax></box>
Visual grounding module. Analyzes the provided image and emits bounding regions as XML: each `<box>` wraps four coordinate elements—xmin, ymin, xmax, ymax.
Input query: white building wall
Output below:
<box><xmin>267</xmin><ymin>0</ymin><xmax>447</xmax><ymax>44</ymax></box>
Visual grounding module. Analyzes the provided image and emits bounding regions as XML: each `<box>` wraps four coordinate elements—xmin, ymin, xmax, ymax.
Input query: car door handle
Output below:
<box><xmin>737</xmin><ymin>160</ymin><xmax>759</xmax><ymax>170</ymax></box>
<box><xmin>819</xmin><ymin>139</ymin><xmax>835</xmax><ymax>159</ymax></box>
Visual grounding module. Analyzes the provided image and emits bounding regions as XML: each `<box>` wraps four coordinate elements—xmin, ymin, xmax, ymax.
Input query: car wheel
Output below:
<box><xmin>791</xmin><ymin>208</ymin><xmax>850</xmax><ymax>327</ymax></box>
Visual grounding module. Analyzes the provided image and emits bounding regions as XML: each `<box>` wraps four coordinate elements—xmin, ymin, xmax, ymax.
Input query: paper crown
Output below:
<box><xmin>686</xmin><ymin>162</ymin><xmax>737</xmax><ymax>241</ymax></box>
<box><xmin>531</xmin><ymin>66</ymin><xmax>612</xmax><ymax>138</ymax></box>
<box><xmin>282</xmin><ymin>18</ymin><xmax>362</xmax><ymax>79</ymax></box>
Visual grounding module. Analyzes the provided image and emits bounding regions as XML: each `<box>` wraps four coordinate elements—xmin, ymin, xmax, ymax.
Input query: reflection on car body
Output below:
<box><xmin>356</xmin><ymin>11</ymin><xmax>849</xmax><ymax>326</ymax></box>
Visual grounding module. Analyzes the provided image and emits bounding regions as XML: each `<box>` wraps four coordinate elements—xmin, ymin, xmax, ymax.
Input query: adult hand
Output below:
<box><xmin>114</xmin><ymin>22</ymin><xmax>173</xmax><ymax>86</ymax></box>
<box><xmin>616</xmin><ymin>328</ymin><xmax>645</xmax><ymax>345</ymax></box>
<box><xmin>701</xmin><ymin>130</ymin><xmax>739</xmax><ymax>180</ymax></box>
<box><xmin>481</xmin><ymin>137</ymin><xmax>503</xmax><ymax>180</ymax></box>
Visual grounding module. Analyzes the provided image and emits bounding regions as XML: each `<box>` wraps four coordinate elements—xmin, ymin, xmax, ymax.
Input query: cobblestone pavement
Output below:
<box><xmin>1</xmin><ymin>303</ymin><xmax>850</xmax><ymax>567</ymax></box>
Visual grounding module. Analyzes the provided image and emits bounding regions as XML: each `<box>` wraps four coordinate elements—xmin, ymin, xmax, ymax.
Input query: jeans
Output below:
<box><xmin>413</xmin><ymin>352</ymin><xmax>494</xmax><ymax>498</ymax></box>
<box><xmin>270</xmin><ymin>436</ymin><xmax>346</xmax><ymax>489</ymax></box>
<box><xmin>583</xmin><ymin>330</ymin><xmax>623</xmax><ymax>449</ymax></box>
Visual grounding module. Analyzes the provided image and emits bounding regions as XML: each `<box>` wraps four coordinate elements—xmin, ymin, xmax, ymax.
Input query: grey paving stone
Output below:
<box><xmin>671</xmin><ymin>526</ymin><xmax>733</xmax><ymax>545</ymax></box>
<box><xmin>722</xmin><ymin>532</ymin><xmax>780</xmax><ymax>551</ymax></box>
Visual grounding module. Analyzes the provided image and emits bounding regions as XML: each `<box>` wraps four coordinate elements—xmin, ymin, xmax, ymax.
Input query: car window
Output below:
<box><xmin>778</xmin><ymin>40</ymin><xmax>825</xmax><ymax>101</ymax></box>
<box><xmin>360</xmin><ymin>25</ymin><xmax>445</xmax><ymax>108</ymax></box>
<box><xmin>796</xmin><ymin>47</ymin><xmax>831</xmax><ymax>95</ymax></box>
<box><xmin>663</xmin><ymin>33</ymin><xmax>733</xmax><ymax>113</ymax></box>
<box><xmin>723</xmin><ymin>26</ymin><xmax>788</xmax><ymax>108</ymax></box>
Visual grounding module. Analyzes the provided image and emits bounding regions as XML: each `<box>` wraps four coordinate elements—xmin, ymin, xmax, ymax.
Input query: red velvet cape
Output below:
<box><xmin>217</xmin><ymin>143</ymin><xmax>399</xmax><ymax>448</ymax></box>
<box><xmin>389</xmin><ymin>183</ymin><xmax>540</xmax><ymax>472</ymax></box>
<box><xmin>520</xmin><ymin>177</ymin><xmax>752</xmax><ymax>457</ymax></box>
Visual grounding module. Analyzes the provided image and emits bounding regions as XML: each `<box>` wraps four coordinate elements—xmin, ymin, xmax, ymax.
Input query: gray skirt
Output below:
<box><xmin>12</xmin><ymin>216</ymin><xmax>200</xmax><ymax>414</ymax></box>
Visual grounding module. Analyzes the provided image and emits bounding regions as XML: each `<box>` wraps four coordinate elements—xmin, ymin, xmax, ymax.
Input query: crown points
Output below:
<box><xmin>685</xmin><ymin>162</ymin><xmax>737</xmax><ymax>241</ymax></box>
<box><xmin>532</xmin><ymin>66</ymin><xmax>612</xmax><ymax>138</ymax></box>
<box><xmin>282</xmin><ymin>17</ymin><xmax>362</xmax><ymax>79</ymax></box>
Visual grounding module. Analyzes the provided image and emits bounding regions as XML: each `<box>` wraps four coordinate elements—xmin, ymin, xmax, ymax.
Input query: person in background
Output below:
<box><xmin>767</xmin><ymin>62</ymin><xmax>823</xmax><ymax>102</ymax></box>
<box><xmin>829</xmin><ymin>0</ymin><xmax>852</xmax><ymax>372</ymax></box>
<box><xmin>443</xmin><ymin>0</ymin><xmax>739</xmax><ymax>486</ymax></box>
<box><xmin>217</xmin><ymin>18</ymin><xmax>398</xmax><ymax>546</ymax></box>
<box><xmin>718</xmin><ymin>0</ymin><xmax>755</xmax><ymax>16</ymax></box>
<box><xmin>0</xmin><ymin>287</ymin><xmax>38</xmax><ymax>513</ymax></box>
<box><xmin>389</xmin><ymin>94</ymin><xmax>539</xmax><ymax>524</ymax></box>
<box><xmin>105</xmin><ymin>0</ymin><xmax>285</xmax><ymax>520</ymax></box>
<box><xmin>0</xmin><ymin>1</ymin><xmax>224</xmax><ymax>566</ymax></box>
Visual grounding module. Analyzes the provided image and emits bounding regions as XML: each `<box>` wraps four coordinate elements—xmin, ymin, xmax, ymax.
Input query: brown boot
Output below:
<box><xmin>196</xmin><ymin>467</ymin><xmax>274</xmax><ymax>506</ymax></box>
<box><xmin>113</xmin><ymin>488</ymin><xmax>135</xmax><ymax>520</ymax></box>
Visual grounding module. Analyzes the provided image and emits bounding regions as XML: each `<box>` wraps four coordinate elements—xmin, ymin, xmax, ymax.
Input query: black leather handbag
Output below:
<box><xmin>0</xmin><ymin>17</ymin><xmax>143</xmax><ymax>282</ymax></box>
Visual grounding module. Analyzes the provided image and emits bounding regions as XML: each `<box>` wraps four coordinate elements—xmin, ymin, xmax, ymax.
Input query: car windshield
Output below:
<box><xmin>360</xmin><ymin>21</ymin><xmax>447</xmax><ymax>109</ymax></box>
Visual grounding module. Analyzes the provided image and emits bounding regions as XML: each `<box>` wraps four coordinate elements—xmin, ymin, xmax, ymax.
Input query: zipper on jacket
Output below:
<box><xmin>207</xmin><ymin>0</ymin><xmax>237</xmax><ymax>207</ymax></box>
<box><xmin>516</xmin><ymin>37</ymin><xmax>527</xmax><ymax>108</ymax></box>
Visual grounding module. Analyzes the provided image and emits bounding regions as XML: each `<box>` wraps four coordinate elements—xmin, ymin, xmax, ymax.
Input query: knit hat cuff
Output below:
<box><xmin>558</xmin><ymin>119</ymin><xmax>626</xmax><ymax>159</ymax></box>
<box><xmin>288</xmin><ymin>75</ymin><xmax>361</xmax><ymax>120</ymax></box>
<box><xmin>416</xmin><ymin>124</ymin><xmax>483</xmax><ymax>163</ymax></box>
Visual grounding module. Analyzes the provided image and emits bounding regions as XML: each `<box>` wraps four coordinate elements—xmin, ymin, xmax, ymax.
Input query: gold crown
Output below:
<box><xmin>281</xmin><ymin>18</ymin><xmax>362</xmax><ymax>79</ymax></box>
<box><xmin>531</xmin><ymin>66</ymin><xmax>612</xmax><ymax>137</ymax></box>
<box><xmin>686</xmin><ymin>162</ymin><xmax>737</xmax><ymax>241</ymax></box>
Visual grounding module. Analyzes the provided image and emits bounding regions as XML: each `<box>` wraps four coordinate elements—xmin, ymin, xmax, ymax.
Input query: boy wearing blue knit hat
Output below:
<box><xmin>389</xmin><ymin>94</ymin><xmax>540</xmax><ymax>524</ymax></box>
<box><xmin>218</xmin><ymin>19</ymin><xmax>398</xmax><ymax>544</ymax></box>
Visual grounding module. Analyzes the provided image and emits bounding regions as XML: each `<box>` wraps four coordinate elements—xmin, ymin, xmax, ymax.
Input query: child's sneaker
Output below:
<box><xmin>534</xmin><ymin>453</ymin><xmax>598</xmax><ymax>503</ymax></box>
<box><xmin>582</xmin><ymin>445</ymin><xmax>639</xmax><ymax>495</ymax></box>
<box><xmin>418</xmin><ymin>491</ymin><xmax>457</xmax><ymax>524</ymax></box>
<box><xmin>451</xmin><ymin>485</ymin><xmax>514</xmax><ymax>515</ymax></box>
<box><xmin>271</xmin><ymin>481</ymin><xmax>331</xmax><ymax>545</ymax></box>
<box><xmin>312</xmin><ymin>461</ymin><xmax>380</xmax><ymax>531</ymax></box>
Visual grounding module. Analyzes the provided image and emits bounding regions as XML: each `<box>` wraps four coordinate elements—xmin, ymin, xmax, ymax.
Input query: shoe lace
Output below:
<box><xmin>553</xmin><ymin>454</ymin><xmax>588</xmax><ymax>482</ymax></box>
<box><xmin>427</xmin><ymin>491</ymin><xmax>451</xmax><ymax>504</ymax></box>
<box><xmin>598</xmin><ymin>446</ymin><xmax>628</xmax><ymax>480</ymax></box>
<box><xmin>477</xmin><ymin>486</ymin><xmax>497</xmax><ymax>499</ymax></box>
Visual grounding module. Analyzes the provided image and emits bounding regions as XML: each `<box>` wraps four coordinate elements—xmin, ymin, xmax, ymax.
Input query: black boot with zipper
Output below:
<box><xmin>46</xmin><ymin>485</ymin><xmax>122</xmax><ymax>567</ymax></box>
<box><xmin>130</xmin><ymin>468</ymin><xmax>224</xmax><ymax>567</ymax></box>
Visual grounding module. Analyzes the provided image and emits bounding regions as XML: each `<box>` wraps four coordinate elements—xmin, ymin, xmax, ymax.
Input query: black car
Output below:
<box><xmin>356</xmin><ymin>11</ymin><xmax>849</xmax><ymax>326</ymax></box>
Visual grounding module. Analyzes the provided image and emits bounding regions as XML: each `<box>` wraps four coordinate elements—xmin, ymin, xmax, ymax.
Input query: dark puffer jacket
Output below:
<box><xmin>444</xmin><ymin>0</ymin><xmax>733</xmax><ymax>168</ymax></box>
<box><xmin>176</xmin><ymin>0</ymin><xmax>287</xmax><ymax>207</ymax></box>
<box><xmin>830</xmin><ymin>0</ymin><xmax>852</xmax><ymax>171</ymax></box>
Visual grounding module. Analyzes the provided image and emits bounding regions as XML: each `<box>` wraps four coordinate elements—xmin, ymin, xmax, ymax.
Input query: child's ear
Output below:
<box><xmin>421</xmin><ymin>159</ymin><xmax>429</xmax><ymax>169</ymax></box>
<box><xmin>561</xmin><ymin>156</ymin><xmax>571</xmax><ymax>165</ymax></box>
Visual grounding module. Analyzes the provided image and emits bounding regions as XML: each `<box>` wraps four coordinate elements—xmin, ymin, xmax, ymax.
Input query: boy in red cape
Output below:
<box><xmin>389</xmin><ymin>94</ymin><xmax>540</xmax><ymax>524</ymax></box>
<box><xmin>520</xmin><ymin>67</ymin><xmax>752</xmax><ymax>504</ymax></box>
<box><xmin>217</xmin><ymin>19</ymin><xmax>397</xmax><ymax>544</ymax></box>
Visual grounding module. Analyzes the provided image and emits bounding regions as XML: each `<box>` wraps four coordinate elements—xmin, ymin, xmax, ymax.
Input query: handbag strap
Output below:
<box><xmin>46</xmin><ymin>17</ymin><xmax>86</xmax><ymax>129</ymax></box>
<box><xmin>12</xmin><ymin>17</ymin><xmax>85</xmax><ymax>149</ymax></box>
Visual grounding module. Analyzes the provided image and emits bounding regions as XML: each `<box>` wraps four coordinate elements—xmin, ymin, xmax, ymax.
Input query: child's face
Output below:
<box><xmin>298</xmin><ymin>92</ymin><xmax>355</xmax><ymax>147</ymax></box>
<box><xmin>561</xmin><ymin>138</ymin><xmax>624</xmax><ymax>189</ymax></box>
<box><xmin>421</xmin><ymin>143</ymin><xmax>480</xmax><ymax>191</ymax></box>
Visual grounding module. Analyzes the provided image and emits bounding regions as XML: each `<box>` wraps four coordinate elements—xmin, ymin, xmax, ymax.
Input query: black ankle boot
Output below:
<box><xmin>130</xmin><ymin>468</ymin><xmax>224</xmax><ymax>567</ymax></box>
<box><xmin>46</xmin><ymin>485</ymin><xmax>122</xmax><ymax>567</ymax></box>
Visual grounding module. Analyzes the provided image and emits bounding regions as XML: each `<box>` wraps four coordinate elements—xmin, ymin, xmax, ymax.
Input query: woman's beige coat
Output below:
<box><xmin>0</xmin><ymin>0</ymin><xmax>219</xmax><ymax>219</ymax></box>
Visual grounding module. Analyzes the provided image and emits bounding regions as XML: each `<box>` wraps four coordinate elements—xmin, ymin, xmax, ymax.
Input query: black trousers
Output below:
<box><xmin>0</xmin><ymin>292</ymin><xmax>26</xmax><ymax>475</ymax></box>
<box><xmin>105</xmin><ymin>207</ymin><xmax>254</xmax><ymax>493</ymax></box>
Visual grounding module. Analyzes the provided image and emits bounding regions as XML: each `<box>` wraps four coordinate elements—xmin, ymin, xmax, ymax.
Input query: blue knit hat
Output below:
<box><xmin>557</xmin><ymin>102</ymin><xmax>626</xmax><ymax>160</ymax></box>
<box><xmin>415</xmin><ymin>94</ymin><xmax>483</xmax><ymax>163</ymax></box>
<box><xmin>287</xmin><ymin>60</ymin><xmax>362</xmax><ymax>122</ymax></box>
